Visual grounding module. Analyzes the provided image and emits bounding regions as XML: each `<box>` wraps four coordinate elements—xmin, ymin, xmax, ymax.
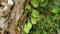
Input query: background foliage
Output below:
<box><xmin>17</xmin><ymin>0</ymin><xmax>60</xmax><ymax>34</ymax></box>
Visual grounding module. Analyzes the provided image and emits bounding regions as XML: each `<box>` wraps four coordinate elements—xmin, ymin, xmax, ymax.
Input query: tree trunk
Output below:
<box><xmin>0</xmin><ymin>0</ymin><xmax>25</xmax><ymax>34</ymax></box>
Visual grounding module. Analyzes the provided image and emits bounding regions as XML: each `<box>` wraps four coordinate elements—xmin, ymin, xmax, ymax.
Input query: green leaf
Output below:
<box><xmin>39</xmin><ymin>0</ymin><xmax>48</xmax><ymax>7</ymax></box>
<box><xmin>43</xmin><ymin>30</ymin><xmax>47</xmax><ymax>34</ymax></box>
<box><xmin>58</xmin><ymin>29</ymin><xmax>60</xmax><ymax>34</ymax></box>
<box><xmin>35</xmin><ymin>30</ymin><xmax>40</xmax><ymax>34</ymax></box>
<box><xmin>24</xmin><ymin>21</ymin><xmax>32</xmax><ymax>33</ymax></box>
<box><xmin>25</xmin><ymin>2</ymin><xmax>31</xmax><ymax>9</ymax></box>
<box><xmin>31</xmin><ymin>17</ymin><xmax>37</xmax><ymax>24</ymax></box>
<box><xmin>17</xmin><ymin>27</ymin><xmax>20</xmax><ymax>31</ymax></box>
<box><xmin>31</xmin><ymin>9</ymin><xmax>39</xmax><ymax>17</ymax></box>
<box><xmin>24</xmin><ymin>24</ymin><xmax>29</xmax><ymax>33</ymax></box>
<box><xmin>30</xmin><ymin>0</ymin><xmax>39</xmax><ymax>7</ymax></box>
<box><xmin>27</xmin><ymin>21</ymin><xmax>32</xmax><ymax>29</ymax></box>
<box><xmin>52</xmin><ymin>7</ymin><xmax>59</xmax><ymax>13</ymax></box>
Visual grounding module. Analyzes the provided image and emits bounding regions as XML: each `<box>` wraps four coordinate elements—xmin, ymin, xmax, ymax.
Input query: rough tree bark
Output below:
<box><xmin>8</xmin><ymin>0</ymin><xmax>25</xmax><ymax>34</ymax></box>
<box><xmin>0</xmin><ymin>0</ymin><xmax>25</xmax><ymax>34</ymax></box>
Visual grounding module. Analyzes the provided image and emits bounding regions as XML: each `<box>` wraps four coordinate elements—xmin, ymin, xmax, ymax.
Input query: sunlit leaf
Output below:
<box><xmin>52</xmin><ymin>7</ymin><xmax>59</xmax><ymax>13</ymax></box>
<box><xmin>31</xmin><ymin>17</ymin><xmax>37</xmax><ymax>24</ymax></box>
<box><xmin>24</xmin><ymin>24</ymin><xmax>29</xmax><ymax>33</ymax></box>
<box><xmin>25</xmin><ymin>2</ymin><xmax>31</xmax><ymax>9</ymax></box>
<box><xmin>24</xmin><ymin>21</ymin><xmax>32</xmax><ymax>33</ymax></box>
<box><xmin>17</xmin><ymin>27</ymin><xmax>20</xmax><ymax>31</ymax></box>
<box><xmin>27</xmin><ymin>21</ymin><xmax>32</xmax><ymax>29</ymax></box>
<box><xmin>31</xmin><ymin>9</ymin><xmax>39</xmax><ymax>17</ymax></box>
<box><xmin>30</xmin><ymin>0</ymin><xmax>39</xmax><ymax>7</ymax></box>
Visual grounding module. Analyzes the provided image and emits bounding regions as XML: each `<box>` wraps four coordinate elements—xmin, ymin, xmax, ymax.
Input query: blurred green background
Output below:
<box><xmin>17</xmin><ymin>0</ymin><xmax>60</xmax><ymax>34</ymax></box>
